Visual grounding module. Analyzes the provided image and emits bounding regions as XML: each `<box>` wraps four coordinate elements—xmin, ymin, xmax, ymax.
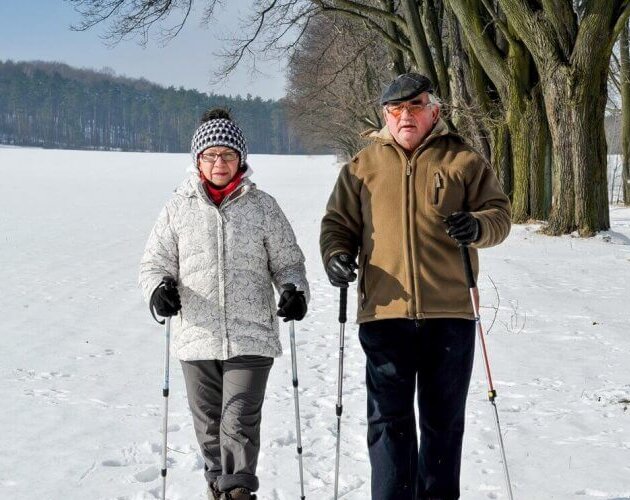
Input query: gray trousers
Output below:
<box><xmin>180</xmin><ymin>355</ymin><xmax>274</xmax><ymax>493</ymax></box>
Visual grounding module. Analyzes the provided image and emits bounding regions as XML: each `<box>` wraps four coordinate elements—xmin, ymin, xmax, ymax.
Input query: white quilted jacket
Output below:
<box><xmin>139</xmin><ymin>169</ymin><xmax>310</xmax><ymax>361</ymax></box>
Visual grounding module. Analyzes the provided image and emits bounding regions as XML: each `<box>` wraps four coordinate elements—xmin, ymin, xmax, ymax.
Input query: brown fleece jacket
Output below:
<box><xmin>320</xmin><ymin>120</ymin><xmax>511</xmax><ymax>322</ymax></box>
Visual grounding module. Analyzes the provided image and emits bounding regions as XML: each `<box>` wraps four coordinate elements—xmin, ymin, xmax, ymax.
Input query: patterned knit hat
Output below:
<box><xmin>190</xmin><ymin>109</ymin><xmax>248</xmax><ymax>168</ymax></box>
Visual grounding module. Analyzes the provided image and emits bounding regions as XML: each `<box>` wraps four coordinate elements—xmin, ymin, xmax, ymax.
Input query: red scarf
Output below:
<box><xmin>200</xmin><ymin>171</ymin><xmax>244</xmax><ymax>206</ymax></box>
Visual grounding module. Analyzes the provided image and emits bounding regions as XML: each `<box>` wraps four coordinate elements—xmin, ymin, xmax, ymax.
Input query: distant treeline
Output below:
<box><xmin>0</xmin><ymin>60</ymin><xmax>309</xmax><ymax>154</ymax></box>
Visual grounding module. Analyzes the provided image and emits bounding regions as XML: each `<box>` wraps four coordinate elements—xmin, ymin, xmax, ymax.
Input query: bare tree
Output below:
<box><xmin>286</xmin><ymin>14</ymin><xmax>390</xmax><ymax>158</ymax></box>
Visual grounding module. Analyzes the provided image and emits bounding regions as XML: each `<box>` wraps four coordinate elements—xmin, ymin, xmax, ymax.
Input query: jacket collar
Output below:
<box><xmin>176</xmin><ymin>162</ymin><xmax>255</xmax><ymax>200</ymax></box>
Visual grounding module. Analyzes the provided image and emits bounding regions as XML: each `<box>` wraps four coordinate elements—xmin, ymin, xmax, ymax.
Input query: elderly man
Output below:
<box><xmin>320</xmin><ymin>73</ymin><xmax>511</xmax><ymax>500</ymax></box>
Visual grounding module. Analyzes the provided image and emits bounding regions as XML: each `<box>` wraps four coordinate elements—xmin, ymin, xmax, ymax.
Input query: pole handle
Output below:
<box><xmin>459</xmin><ymin>245</ymin><xmax>476</xmax><ymax>289</ymax></box>
<box><xmin>338</xmin><ymin>287</ymin><xmax>347</xmax><ymax>324</ymax></box>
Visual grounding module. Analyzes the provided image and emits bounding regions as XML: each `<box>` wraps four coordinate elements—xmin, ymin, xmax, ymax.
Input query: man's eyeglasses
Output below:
<box><xmin>385</xmin><ymin>99</ymin><xmax>434</xmax><ymax>118</ymax></box>
<box><xmin>199</xmin><ymin>151</ymin><xmax>239</xmax><ymax>163</ymax></box>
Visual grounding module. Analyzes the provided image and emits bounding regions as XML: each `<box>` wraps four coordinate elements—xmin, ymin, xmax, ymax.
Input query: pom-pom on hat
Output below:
<box><xmin>191</xmin><ymin>108</ymin><xmax>248</xmax><ymax>168</ymax></box>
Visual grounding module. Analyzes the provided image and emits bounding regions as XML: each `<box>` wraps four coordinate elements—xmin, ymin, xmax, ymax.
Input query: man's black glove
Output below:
<box><xmin>277</xmin><ymin>283</ymin><xmax>307</xmax><ymax>322</ymax></box>
<box><xmin>445</xmin><ymin>211</ymin><xmax>480</xmax><ymax>244</ymax></box>
<box><xmin>325</xmin><ymin>253</ymin><xmax>358</xmax><ymax>288</ymax></box>
<box><xmin>150</xmin><ymin>277</ymin><xmax>182</xmax><ymax>318</ymax></box>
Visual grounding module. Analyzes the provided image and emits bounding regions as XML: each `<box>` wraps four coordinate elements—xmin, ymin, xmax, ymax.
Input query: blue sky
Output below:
<box><xmin>0</xmin><ymin>1</ymin><xmax>287</xmax><ymax>99</ymax></box>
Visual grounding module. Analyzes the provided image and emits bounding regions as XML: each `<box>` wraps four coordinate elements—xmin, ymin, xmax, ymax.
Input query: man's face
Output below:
<box><xmin>383</xmin><ymin>92</ymin><xmax>440</xmax><ymax>152</ymax></box>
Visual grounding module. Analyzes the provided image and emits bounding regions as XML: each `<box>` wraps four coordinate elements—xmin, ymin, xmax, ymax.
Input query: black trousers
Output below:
<box><xmin>358</xmin><ymin>318</ymin><xmax>475</xmax><ymax>500</ymax></box>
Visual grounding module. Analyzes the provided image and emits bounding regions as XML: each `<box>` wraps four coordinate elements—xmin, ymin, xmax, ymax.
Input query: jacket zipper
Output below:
<box><xmin>397</xmin><ymin>151</ymin><xmax>419</xmax><ymax>317</ymax></box>
<box><xmin>383</xmin><ymin>131</ymin><xmax>444</xmax><ymax>319</ymax></box>
<box><xmin>214</xmin><ymin>208</ymin><xmax>229</xmax><ymax>359</ymax></box>
<box><xmin>210</xmin><ymin>183</ymin><xmax>250</xmax><ymax>359</ymax></box>
<box><xmin>403</xmin><ymin>148</ymin><xmax>427</xmax><ymax>318</ymax></box>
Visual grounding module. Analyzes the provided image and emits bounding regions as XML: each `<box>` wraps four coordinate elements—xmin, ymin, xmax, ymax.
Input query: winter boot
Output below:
<box><xmin>220</xmin><ymin>487</ymin><xmax>257</xmax><ymax>500</ymax></box>
<box><xmin>207</xmin><ymin>481</ymin><xmax>221</xmax><ymax>500</ymax></box>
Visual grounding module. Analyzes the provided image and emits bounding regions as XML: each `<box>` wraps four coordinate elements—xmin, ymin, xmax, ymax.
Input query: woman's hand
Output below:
<box><xmin>277</xmin><ymin>283</ymin><xmax>307</xmax><ymax>322</ymax></box>
<box><xmin>150</xmin><ymin>277</ymin><xmax>182</xmax><ymax>317</ymax></box>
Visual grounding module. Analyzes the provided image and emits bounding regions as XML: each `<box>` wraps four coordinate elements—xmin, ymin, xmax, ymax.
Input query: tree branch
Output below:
<box><xmin>540</xmin><ymin>0</ymin><xmax>578</xmax><ymax>58</ymax></box>
<box><xmin>219</xmin><ymin>0</ymin><xmax>280</xmax><ymax>75</ymax></box>
<box><xmin>479</xmin><ymin>0</ymin><xmax>525</xmax><ymax>53</ymax></box>
<box><xmin>613</xmin><ymin>4</ymin><xmax>630</xmax><ymax>43</ymax></box>
<box><xmin>495</xmin><ymin>0</ymin><xmax>565</xmax><ymax>66</ymax></box>
<box><xmin>571</xmin><ymin>1</ymin><xmax>617</xmax><ymax>71</ymax></box>
<box><xmin>317</xmin><ymin>0</ymin><xmax>407</xmax><ymax>29</ymax></box>
<box><xmin>317</xmin><ymin>5</ymin><xmax>414</xmax><ymax>58</ymax></box>
<box><xmin>445</xmin><ymin>0</ymin><xmax>510</xmax><ymax>95</ymax></box>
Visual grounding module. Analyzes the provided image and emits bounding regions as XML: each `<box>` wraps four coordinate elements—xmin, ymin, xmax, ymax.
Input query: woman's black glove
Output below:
<box><xmin>150</xmin><ymin>277</ymin><xmax>182</xmax><ymax>319</ymax></box>
<box><xmin>445</xmin><ymin>212</ymin><xmax>480</xmax><ymax>244</ymax></box>
<box><xmin>277</xmin><ymin>283</ymin><xmax>307</xmax><ymax>322</ymax></box>
<box><xmin>325</xmin><ymin>253</ymin><xmax>358</xmax><ymax>287</ymax></box>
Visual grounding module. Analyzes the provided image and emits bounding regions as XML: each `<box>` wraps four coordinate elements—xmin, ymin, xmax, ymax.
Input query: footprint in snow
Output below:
<box><xmin>15</xmin><ymin>368</ymin><xmax>72</xmax><ymax>381</ymax></box>
<box><xmin>133</xmin><ymin>465</ymin><xmax>160</xmax><ymax>483</ymax></box>
<box><xmin>102</xmin><ymin>459</ymin><xmax>124</xmax><ymax>467</ymax></box>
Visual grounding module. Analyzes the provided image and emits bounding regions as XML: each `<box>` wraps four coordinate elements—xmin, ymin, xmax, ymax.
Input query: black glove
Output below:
<box><xmin>325</xmin><ymin>253</ymin><xmax>358</xmax><ymax>288</ymax></box>
<box><xmin>445</xmin><ymin>212</ymin><xmax>480</xmax><ymax>244</ymax></box>
<box><xmin>150</xmin><ymin>276</ymin><xmax>181</xmax><ymax>318</ymax></box>
<box><xmin>277</xmin><ymin>283</ymin><xmax>307</xmax><ymax>322</ymax></box>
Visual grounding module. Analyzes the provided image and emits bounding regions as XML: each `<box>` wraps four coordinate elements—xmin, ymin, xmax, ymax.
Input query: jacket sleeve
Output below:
<box><xmin>320</xmin><ymin>162</ymin><xmax>363</xmax><ymax>265</ymax></box>
<box><xmin>466</xmin><ymin>159</ymin><xmax>512</xmax><ymax>248</ymax></box>
<box><xmin>264</xmin><ymin>197</ymin><xmax>310</xmax><ymax>303</ymax></box>
<box><xmin>138</xmin><ymin>202</ymin><xmax>180</xmax><ymax>304</ymax></box>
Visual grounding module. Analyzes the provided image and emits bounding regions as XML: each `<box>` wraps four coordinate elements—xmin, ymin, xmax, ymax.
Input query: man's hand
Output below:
<box><xmin>326</xmin><ymin>253</ymin><xmax>358</xmax><ymax>288</ymax></box>
<box><xmin>445</xmin><ymin>212</ymin><xmax>480</xmax><ymax>245</ymax></box>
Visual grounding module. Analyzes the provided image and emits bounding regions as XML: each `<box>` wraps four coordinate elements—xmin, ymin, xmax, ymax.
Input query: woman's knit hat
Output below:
<box><xmin>190</xmin><ymin>109</ymin><xmax>248</xmax><ymax>168</ymax></box>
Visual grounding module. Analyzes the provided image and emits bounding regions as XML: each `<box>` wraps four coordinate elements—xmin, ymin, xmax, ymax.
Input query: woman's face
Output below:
<box><xmin>197</xmin><ymin>146</ymin><xmax>240</xmax><ymax>187</ymax></box>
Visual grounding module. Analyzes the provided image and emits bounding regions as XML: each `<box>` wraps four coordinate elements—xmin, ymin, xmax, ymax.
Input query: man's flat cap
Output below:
<box><xmin>380</xmin><ymin>73</ymin><xmax>434</xmax><ymax>105</ymax></box>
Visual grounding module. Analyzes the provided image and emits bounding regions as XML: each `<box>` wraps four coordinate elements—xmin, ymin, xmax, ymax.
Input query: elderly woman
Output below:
<box><xmin>139</xmin><ymin>109</ymin><xmax>309</xmax><ymax>500</ymax></box>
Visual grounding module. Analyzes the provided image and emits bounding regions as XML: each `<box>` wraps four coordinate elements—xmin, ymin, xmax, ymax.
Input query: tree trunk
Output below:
<box><xmin>382</xmin><ymin>0</ymin><xmax>407</xmax><ymax>76</ymax></box>
<box><xmin>621</xmin><ymin>22</ymin><xmax>630</xmax><ymax>205</ymax></box>
<box><xmin>443</xmin><ymin>6</ymin><xmax>494</xmax><ymax>161</ymax></box>
<box><xmin>399</xmin><ymin>0</ymin><xmax>439</xmax><ymax>86</ymax></box>
<box><xmin>506</xmin><ymin>86</ymin><xmax>547</xmax><ymax>222</ymax></box>
<box><xmin>544</xmin><ymin>66</ymin><xmax>610</xmax><ymax>235</ymax></box>
<box><xmin>528</xmin><ymin>86</ymin><xmax>548</xmax><ymax>220</ymax></box>
<box><xmin>420</xmin><ymin>0</ymin><xmax>450</xmax><ymax>100</ymax></box>
<box><xmin>490</xmin><ymin>121</ymin><xmax>512</xmax><ymax>194</ymax></box>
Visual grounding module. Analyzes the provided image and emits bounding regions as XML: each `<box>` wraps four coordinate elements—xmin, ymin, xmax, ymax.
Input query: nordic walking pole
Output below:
<box><xmin>159</xmin><ymin>276</ymin><xmax>177</xmax><ymax>500</ymax></box>
<box><xmin>333</xmin><ymin>286</ymin><xmax>348</xmax><ymax>500</ymax></box>
<box><xmin>459</xmin><ymin>245</ymin><xmax>514</xmax><ymax>500</ymax></box>
<box><xmin>288</xmin><ymin>318</ymin><xmax>306</xmax><ymax>500</ymax></box>
<box><xmin>161</xmin><ymin>314</ymin><xmax>171</xmax><ymax>500</ymax></box>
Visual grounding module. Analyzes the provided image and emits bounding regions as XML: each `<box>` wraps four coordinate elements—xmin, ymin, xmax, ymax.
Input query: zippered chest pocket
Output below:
<box><xmin>432</xmin><ymin>171</ymin><xmax>443</xmax><ymax>205</ymax></box>
<box><xmin>425</xmin><ymin>167</ymin><xmax>463</xmax><ymax>218</ymax></box>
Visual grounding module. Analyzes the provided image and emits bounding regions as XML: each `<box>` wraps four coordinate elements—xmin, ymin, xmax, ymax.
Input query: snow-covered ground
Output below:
<box><xmin>1</xmin><ymin>147</ymin><xmax>629</xmax><ymax>500</ymax></box>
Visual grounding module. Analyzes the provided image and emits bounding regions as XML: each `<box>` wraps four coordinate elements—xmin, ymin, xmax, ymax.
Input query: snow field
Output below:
<box><xmin>1</xmin><ymin>148</ymin><xmax>629</xmax><ymax>499</ymax></box>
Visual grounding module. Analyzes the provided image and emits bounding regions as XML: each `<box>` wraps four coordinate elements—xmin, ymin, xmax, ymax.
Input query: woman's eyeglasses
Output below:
<box><xmin>199</xmin><ymin>152</ymin><xmax>239</xmax><ymax>163</ymax></box>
